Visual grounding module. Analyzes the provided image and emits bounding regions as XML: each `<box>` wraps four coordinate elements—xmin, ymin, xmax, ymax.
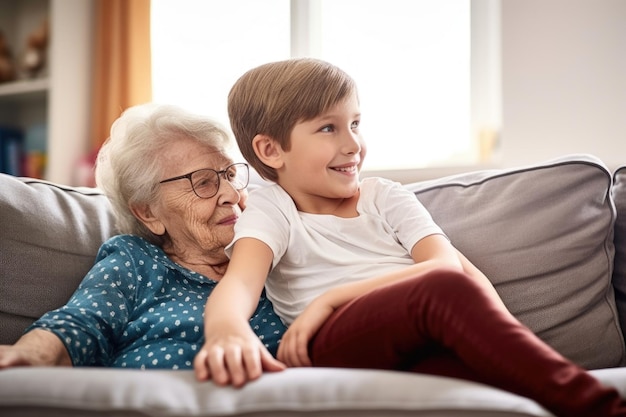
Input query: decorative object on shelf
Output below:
<box><xmin>21</xmin><ymin>18</ymin><xmax>49</xmax><ymax>79</ymax></box>
<box><xmin>0</xmin><ymin>30</ymin><xmax>17</xmax><ymax>83</ymax></box>
<box><xmin>75</xmin><ymin>147</ymin><xmax>99</xmax><ymax>187</ymax></box>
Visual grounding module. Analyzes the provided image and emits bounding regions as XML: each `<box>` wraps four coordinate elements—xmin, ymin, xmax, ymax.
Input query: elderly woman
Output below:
<box><xmin>0</xmin><ymin>103</ymin><xmax>286</xmax><ymax>369</ymax></box>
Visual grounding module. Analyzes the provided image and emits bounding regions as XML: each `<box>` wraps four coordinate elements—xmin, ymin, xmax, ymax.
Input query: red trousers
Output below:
<box><xmin>310</xmin><ymin>269</ymin><xmax>626</xmax><ymax>417</ymax></box>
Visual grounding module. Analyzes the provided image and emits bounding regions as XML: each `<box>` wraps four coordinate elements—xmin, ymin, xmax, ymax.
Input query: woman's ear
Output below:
<box><xmin>131</xmin><ymin>203</ymin><xmax>166</xmax><ymax>236</ymax></box>
<box><xmin>252</xmin><ymin>134</ymin><xmax>284</xmax><ymax>169</ymax></box>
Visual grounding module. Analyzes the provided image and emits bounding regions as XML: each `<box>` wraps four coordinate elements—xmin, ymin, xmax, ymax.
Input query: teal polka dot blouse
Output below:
<box><xmin>28</xmin><ymin>234</ymin><xmax>286</xmax><ymax>369</ymax></box>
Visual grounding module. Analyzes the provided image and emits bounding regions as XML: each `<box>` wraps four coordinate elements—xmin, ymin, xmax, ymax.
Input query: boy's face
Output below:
<box><xmin>276</xmin><ymin>92</ymin><xmax>366</xmax><ymax>213</ymax></box>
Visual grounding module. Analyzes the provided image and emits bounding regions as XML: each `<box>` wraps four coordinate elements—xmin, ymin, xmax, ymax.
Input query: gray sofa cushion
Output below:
<box><xmin>612</xmin><ymin>166</ymin><xmax>626</xmax><ymax>339</ymax></box>
<box><xmin>0</xmin><ymin>174</ymin><xmax>116</xmax><ymax>345</ymax></box>
<box><xmin>1</xmin><ymin>366</ymin><xmax>625</xmax><ymax>417</ymax></box>
<box><xmin>0</xmin><ymin>367</ymin><xmax>555</xmax><ymax>417</ymax></box>
<box><xmin>406</xmin><ymin>154</ymin><xmax>625</xmax><ymax>369</ymax></box>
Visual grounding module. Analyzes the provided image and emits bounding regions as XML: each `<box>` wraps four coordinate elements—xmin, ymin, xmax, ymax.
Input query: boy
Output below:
<box><xmin>194</xmin><ymin>58</ymin><xmax>626</xmax><ymax>417</ymax></box>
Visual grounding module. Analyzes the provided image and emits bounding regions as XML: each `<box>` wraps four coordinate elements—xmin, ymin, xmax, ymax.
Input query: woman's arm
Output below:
<box><xmin>0</xmin><ymin>238</ymin><xmax>139</xmax><ymax>369</ymax></box>
<box><xmin>0</xmin><ymin>329</ymin><xmax>72</xmax><ymax>368</ymax></box>
<box><xmin>194</xmin><ymin>237</ymin><xmax>286</xmax><ymax>387</ymax></box>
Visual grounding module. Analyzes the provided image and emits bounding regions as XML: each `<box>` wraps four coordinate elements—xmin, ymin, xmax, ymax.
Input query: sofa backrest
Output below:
<box><xmin>407</xmin><ymin>154</ymin><xmax>625</xmax><ymax>370</ymax></box>
<box><xmin>0</xmin><ymin>174</ymin><xmax>116</xmax><ymax>345</ymax></box>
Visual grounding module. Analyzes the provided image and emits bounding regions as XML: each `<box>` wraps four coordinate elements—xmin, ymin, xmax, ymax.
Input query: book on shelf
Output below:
<box><xmin>0</xmin><ymin>124</ymin><xmax>47</xmax><ymax>178</ymax></box>
<box><xmin>0</xmin><ymin>126</ymin><xmax>24</xmax><ymax>176</ymax></box>
<box><xmin>24</xmin><ymin>123</ymin><xmax>47</xmax><ymax>179</ymax></box>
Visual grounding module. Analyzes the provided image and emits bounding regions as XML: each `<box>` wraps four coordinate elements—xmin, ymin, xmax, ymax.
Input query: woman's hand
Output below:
<box><xmin>277</xmin><ymin>298</ymin><xmax>336</xmax><ymax>367</ymax></box>
<box><xmin>194</xmin><ymin>322</ymin><xmax>286</xmax><ymax>387</ymax></box>
<box><xmin>0</xmin><ymin>345</ymin><xmax>37</xmax><ymax>368</ymax></box>
<box><xmin>0</xmin><ymin>329</ymin><xmax>72</xmax><ymax>368</ymax></box>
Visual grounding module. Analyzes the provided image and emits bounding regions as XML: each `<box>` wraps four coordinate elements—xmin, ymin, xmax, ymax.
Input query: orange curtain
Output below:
<box><xmin>90</xmin><ymin>0</ymin><xmax>152</xmax><ymax>151</ymax></box>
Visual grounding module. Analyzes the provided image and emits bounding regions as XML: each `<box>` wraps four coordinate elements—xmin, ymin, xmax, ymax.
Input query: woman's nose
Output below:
<box><xmin>216</xmin><ymin>178</ymin><xmax>241</xmax><ymax>205</ymax></box>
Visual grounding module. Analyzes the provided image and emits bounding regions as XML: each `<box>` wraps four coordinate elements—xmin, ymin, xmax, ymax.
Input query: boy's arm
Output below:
<box><xmin>315</xmin><ymin>234</ymin><xmax>507</xmax><ymax>311</ymax></box>
<box><xmin>280</xmin><ymin>234</ymin><xmax>510</xmax><ymax>367</ymax></box>
<box><xmin>306</xmin><ymin>234</ymin><xmax>507</xmax><ymax>320</ymax></box>
<box><xmin>278</xmin><ymin>234</ymin><xmax>462</xmax><ymax>366</ymax></box>
<box><xmin>456</xmin><ymin>249</ymin><xmax>508</xmax><ymax>310</ymax></box>
<box><xmin>194</xmin><ymin>238</ymin><xmax>285</xmax><ymax>387</ymax></box>
<box><xmin>316</xmin><ymin>234</ymin><xmax>462</xmax><ymax>309</ymax></box>
<box><xmin>412</xmin><ymin>234</ymin><xmax>507</xmax><ymax>310</ymax></box>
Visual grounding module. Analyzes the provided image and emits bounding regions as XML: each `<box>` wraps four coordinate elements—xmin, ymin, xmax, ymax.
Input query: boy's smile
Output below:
<box><xmin>330</xmin><ymin>163</ymin><xmax>359</xmax><ymax>174</ymax></box>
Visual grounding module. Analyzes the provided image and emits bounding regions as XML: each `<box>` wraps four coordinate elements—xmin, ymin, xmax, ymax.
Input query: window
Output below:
<box><xmin>151</xmin><ymin>0</ymin><xmax>499</xmax><ymax>178</ymax></box>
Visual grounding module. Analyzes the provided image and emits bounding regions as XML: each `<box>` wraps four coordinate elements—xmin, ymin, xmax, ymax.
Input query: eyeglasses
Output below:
<box><xmin>159</xmin><ymin>163</ymin><xmax>249</xmax><ymax>199</ymax></box>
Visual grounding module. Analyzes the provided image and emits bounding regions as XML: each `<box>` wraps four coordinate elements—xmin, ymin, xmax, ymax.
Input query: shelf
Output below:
<box><xmin>0</xmin><ymin>0</ymin><xmax>93</xmax><ymax>184</ymax></box>
<box><xmin>0</xmin><ymin>78</ymin><xmax>49</xmax><ymax>98</ymax></box>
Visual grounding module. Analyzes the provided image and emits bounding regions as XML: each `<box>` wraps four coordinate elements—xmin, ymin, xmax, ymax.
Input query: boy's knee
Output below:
<box><xmin>410</xmin><ymin>268</ymin><xmax>478</xmax><ymax>297</ymax></box>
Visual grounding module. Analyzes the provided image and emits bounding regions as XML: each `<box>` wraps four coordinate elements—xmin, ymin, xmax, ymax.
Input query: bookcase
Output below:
<box><xmin>0</xmin><ymin>0</ymin><xmax>93</xmax><ymax>185</ymax></box>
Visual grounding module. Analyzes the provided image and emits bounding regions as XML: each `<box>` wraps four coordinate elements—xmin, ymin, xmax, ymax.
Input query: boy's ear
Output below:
<box><xmin>252</xmin><ymin>134</ymin><xmax>284</xmax><ymax>169</ymax></box>
<box><xmin>130</xmin><ymin>203</ymin><xmax>166</xmax><ymax>236</ymax></box>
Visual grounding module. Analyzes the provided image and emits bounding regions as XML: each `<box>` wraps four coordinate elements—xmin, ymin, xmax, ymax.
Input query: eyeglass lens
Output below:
<box><xmin>190</xmin><ymin>164</ymin><xmax>248</xmax><ymax>198</ymax></box>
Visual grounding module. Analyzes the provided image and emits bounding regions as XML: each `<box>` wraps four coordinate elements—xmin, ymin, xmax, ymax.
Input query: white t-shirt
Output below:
<box><xmin>227</xmin><ymin>177</ymin><xmax>445</xmax><ymax>325</ymax></box>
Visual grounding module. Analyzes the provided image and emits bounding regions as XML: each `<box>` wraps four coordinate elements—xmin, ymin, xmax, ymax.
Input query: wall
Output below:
<box><xmin>500</xmin><ymin>0</ymin><xmax>626</xmax><ymax>170</ymax></box>
<box><xmin>47</xmin><ymin>0</ymin><xmax>94</xmax><ymax>185</ymax></box>
<box><xmin>38</xmin><ymin>0</ymin><xmax>626</xmax><ymax>185</ymax></box>
<box><xmin>367</xmin><ymin>0</ymin><xmax>626</xmax><ymax>184</ymax></box>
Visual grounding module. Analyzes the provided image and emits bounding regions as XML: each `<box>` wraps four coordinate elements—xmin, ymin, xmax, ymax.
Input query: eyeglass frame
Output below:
<box><xmin>158</xmin><ymin>162</ymin><xmax>250</xmax><ymax>199</ymax></box>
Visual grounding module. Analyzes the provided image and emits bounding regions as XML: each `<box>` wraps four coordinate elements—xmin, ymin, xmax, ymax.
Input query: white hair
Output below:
<box><xmin>95</xmin><ymin>103</ymin><xmax>232</xmax><ymax>244</ymax></box>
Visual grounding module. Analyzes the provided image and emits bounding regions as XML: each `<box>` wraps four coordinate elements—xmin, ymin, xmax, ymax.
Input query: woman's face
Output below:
<box><xmin>148</xmin><ymin>137</ymin><xmax>244</xmax><ymax>265</ymax></box>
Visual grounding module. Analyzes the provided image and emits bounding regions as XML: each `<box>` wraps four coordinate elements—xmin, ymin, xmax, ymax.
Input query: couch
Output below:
<box><xmin>2</xmin><ymin>153</ymin><xmax>626</xmax><ymax>417</ymax></box>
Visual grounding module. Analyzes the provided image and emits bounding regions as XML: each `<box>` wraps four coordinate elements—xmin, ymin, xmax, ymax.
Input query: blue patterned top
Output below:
<box><xmin>28</xmin><ymin>234</ymin><xmax>286</xmax><ymax>369</ymax></box>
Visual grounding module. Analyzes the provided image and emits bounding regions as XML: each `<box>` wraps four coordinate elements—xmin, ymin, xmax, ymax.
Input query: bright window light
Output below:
<box><xmin>151</xmin><ymin>0</ymin><xmax>472</xmax><ymax>172</ymax></box>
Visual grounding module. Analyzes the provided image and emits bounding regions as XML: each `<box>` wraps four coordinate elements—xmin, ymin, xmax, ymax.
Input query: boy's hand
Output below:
<box><xmin>194</xmin><ymin>324</ymin><xmax>285</xmax><ymax>387</ymax></box>
<box><xmin>277</xmin><ymin>299</ymin><xmax>335</xmax><ymax>367</ymax></box>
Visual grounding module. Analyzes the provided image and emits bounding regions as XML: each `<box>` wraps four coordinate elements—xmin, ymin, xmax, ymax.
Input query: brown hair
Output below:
<box><xmin>228</xmin><ymin>58</ymin><xmax>357</xmax><ymax>182</ymax></box>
